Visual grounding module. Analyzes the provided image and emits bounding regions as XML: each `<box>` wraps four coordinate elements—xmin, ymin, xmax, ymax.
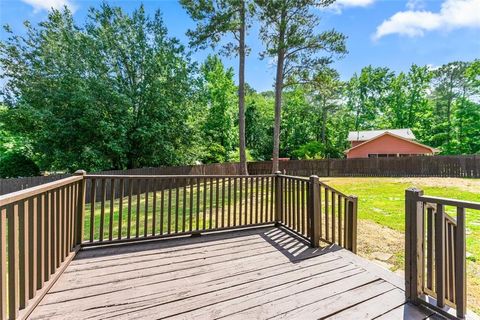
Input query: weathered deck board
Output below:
<box><xmin>29</xmin><ymin>227</ymin><xmax>436</xmax><ymax>320</ymax></box>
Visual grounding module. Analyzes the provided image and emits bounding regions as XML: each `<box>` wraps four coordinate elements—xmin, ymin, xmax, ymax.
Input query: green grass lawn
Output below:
<box><xmin>322</xmin><ymin>177</ymin><xmax>480</xmax><ymax>314</ymax></box>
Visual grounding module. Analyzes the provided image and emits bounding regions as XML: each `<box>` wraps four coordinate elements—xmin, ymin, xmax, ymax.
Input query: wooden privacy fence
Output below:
<box><xmin>1</xmin><ymin>155</ymin><xmax>478</xmax><ymax>197</ymax></box>
<box><xmin>0</xmin><ymin>170</ymin><xmax>357</xmax><ymax>319</ymax></box>
<box><xmin>248</xmin><ymin>155</ymin><xmax>480</xmax><ymax>177</ymax></box>
<box><xmin>405</xmin><ymin>189</ymin><xmax>480</xmax><ymax>319</ymax></box>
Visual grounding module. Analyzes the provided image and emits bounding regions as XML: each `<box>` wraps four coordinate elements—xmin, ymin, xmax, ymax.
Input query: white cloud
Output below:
<box><xmin>22</xmin><ymin>0</ymin><xmax>78</xmax><ymax>13</ymax></box>
<box><xmin>336</xmin><ymin>0</ymin><xmax>375</xmax><ymax>7</ymax></box>
<box><xmin>324</xmin><ymin>0</ymin><xmax>375</xmax><ymax>13</ymax></box>
<box><xmin>406</xmin><ymin>0</ymin><xmax>425</xmax><ymax>10</ymax></box>
<box><xmin>373</xmin><ymin>0</ymin><xmax>480</xmax><ymax>40</ymax></box>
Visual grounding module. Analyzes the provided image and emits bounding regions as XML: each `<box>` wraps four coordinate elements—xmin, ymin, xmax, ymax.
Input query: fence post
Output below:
<box><xmin>274</xmin><ymin>171</ymin><xmax>282</xmax><ymax>224</ymax></box>
<box><xmin>75</xmin><ymin>170</ymin><xmax>86</xmax><ymax>246</ymax></box>
<box><xmin>309</xmin><ymin>175</ymin><xmax>320</xmax><ymax>248</ymax></box>
<box><xmin>346</xmin><ymin>196</ymin><xmax>358</xmax><ymax>253</ymax></box>
<box><xmin>405</xmin><ymin>188</ymin><xmax>424</xmax><ymax>302</ymax></box>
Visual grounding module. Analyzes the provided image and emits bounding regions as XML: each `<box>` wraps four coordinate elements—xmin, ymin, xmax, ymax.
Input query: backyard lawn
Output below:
<box><xmin>323</xmin><ymin>177</ymin><xmax>480</xmax><ymax>314</ymax></box>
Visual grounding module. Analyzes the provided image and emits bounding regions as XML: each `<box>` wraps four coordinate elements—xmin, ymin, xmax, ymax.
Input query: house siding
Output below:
<box><xmin>346</xmin><ymin>134</ymin><xmax>434</xmax><ymax>158</ymax></box>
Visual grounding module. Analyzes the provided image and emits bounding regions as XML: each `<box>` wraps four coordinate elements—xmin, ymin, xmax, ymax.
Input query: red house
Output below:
<box><xmin>345</xmin><ymin>129</ymin><xmax>438</xmax><ymax>159</ymax></box>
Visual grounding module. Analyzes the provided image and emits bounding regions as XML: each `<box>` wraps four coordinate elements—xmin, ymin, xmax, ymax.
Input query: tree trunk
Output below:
<box><xmin>238</xmin><ymin>2</ymin><xmax>248</xmax><ymax>175</ymax></box>
<box><xmin>272</xmin><ymin>48</ymin><xmax>285</xmax><ymax>173</ymax></box>
<box><xmin>321</xmin><ymin>99</ymin><xmax>327</xmax><ymax>144</ymax></box>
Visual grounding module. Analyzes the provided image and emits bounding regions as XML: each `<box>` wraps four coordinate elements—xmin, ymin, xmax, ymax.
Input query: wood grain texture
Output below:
<box><xmin>28</xmin><ymin>227</ymin><xmax>435</xmax><ymax>320</ymax></box>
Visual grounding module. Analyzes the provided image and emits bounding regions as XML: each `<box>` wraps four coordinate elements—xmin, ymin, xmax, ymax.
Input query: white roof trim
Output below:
<box><xmin>348</xmin><ymin>129</ymin><xmax>415</xmax><ymax>141</ymax></box>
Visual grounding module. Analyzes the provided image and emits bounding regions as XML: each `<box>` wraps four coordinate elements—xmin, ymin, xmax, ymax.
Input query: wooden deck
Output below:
<box><xmin>29</xmin><ymin>226</ymin><xmax>439</xmax><ymax>320</ymax></box>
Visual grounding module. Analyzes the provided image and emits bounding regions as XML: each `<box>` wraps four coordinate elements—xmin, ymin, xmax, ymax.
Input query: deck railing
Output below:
<box><xmin>0</xmin><ymin>171</ymin><xmax>357</xmax><ymax>320</ymax></box>
<box><xmin>277</xmin><ymin>174</ymin><xmax>357</xmax><ymax>251</ymax></box>
<box><xmin>405</xmin><ymin>189</ymin><xmax>480</xmax><ymax>319</ymax></box>
<box><xmin>0</xmin><ymin>171</ymin><xmax>85</xmax><ymax>320</ymax></box>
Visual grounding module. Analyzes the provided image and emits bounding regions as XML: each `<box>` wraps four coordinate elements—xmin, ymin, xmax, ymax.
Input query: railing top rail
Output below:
<box><xmin>277</xmin><ymin>174</ymin><xmax>310</xmax><ymax>182</ymax></box>
<box><xmin>277</xmin><ymin>174</ymin><xmax>350</xmax><ymax>198</ymax></box>
<box><xmin>0</xmin><ymin>175</ymin><xmax>83</xmax><ymax>207</ymax></box>
<box><xmin>85</xmin><ymin>174</ymin><xmax>275</xmax><ymax>179</ymax></box>
<box><xmin>318</xmin><ymin>181</ymin><xmax>349</xmax><ymax>198</ymax></box>
<box><xmin>418</xmin><ymin>195</ymin><xmax>480</xmax><ymax>210</ymax></box>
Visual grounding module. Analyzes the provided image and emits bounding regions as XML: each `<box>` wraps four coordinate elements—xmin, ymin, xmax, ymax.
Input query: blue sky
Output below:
<box><xmin>1</xmin><ymin>0</ymin><xmax>479</xmax><ymax>92</ymax></box>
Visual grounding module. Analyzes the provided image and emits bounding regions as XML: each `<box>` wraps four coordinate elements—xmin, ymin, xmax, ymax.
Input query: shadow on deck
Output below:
<box><xmin>29</xmin><ymin>226</ymin><xmax>439</xmax><ymax>320</ymax></box>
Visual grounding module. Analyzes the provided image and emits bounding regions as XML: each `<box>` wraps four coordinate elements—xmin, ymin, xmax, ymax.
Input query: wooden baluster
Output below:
<box><xmin>291</xmin><ymin>178</ymin><xmax>295</xmax><ymax>227</ymax></box>
<box><xmin>337</xmin><ymin>194</ymin><xmax>342</xmax><ymax>246</ymax></box>
<box><xmin>296</xmin><ymin>180</ymin><xmax>301</xmax><ymax>232</ymax></box>
<box><xmin>151</xmin><ymin>181</ymin><xmax>156</xmax><ymax>236</ymax></box>
<box><xmin>189</xmin><ymin>178</ymin><xmax>194</xmax><ymax>232</ymax></box>
<box><xmin>44</xmin><ymin>192</ymin><xmax>51</xmax><ymax>281</ymax></box>
<box><xmin>455</xmin><ymin>207</ymin><xmax>466</xmax><ymax>318</ymax></box>
<box><xmin>227</xmin><ymin>178</ymin><xmax>231</xmax><ymax>227</ymax></box>
<box><xmin>209</xmin><ymin>178</ymin><xmax>213</xmax><ymax>229</ymax></box>
<box><xmin>221</xmin><ymin>178</ymin><xmax>225</xmax><ymax>228</ymax></box>
<box><xmin>167</xmin><ymin>179</ymin><xmax>172</xmax><ymax>234</ymax></box>
<box><xmin>89</xmin><ymin>179</ymin><xmax>96</xmax><ymax>242</ymax></box>
<box><xmin>331</xmin><ymin>191</ymin><xmax>336</xmax><ymax>243</ymax></box>
<box><xmin>182</xmin><ymin>181</ymin><xmax>187</xmax><ymax>233</ymax></box>
<box><xmin>100</xmin><ymin>179</ymin><xmax>106</xmax><ymax>241</ymax></box>
<box><xmin>286</xmin><ymin>179</ymin><xmax>293</xmax><ymax>228</ymax></box>
<box><xmin>160</xmin><ymin>181</ymin><xmax>166</xmax><ymax>235</ymax></box>
<box><xmin>7</xmin><ymin>204</ymin><xmax>19</xmax><ymax>319</ymax></box>
<box><xmin>196</xmin><ymin>178</ymin><xmax>200</xmax><ymax>231</ymax></box>
<box><xmin>135</xmin><ymin>179</ymin><xmax>141</xmax><ymax>238</ymax></box>
<box><xmin>127</xmin><ymin>179</ymin><xmax>133</xmax><ymax>239</ymax></box>
<box><xmin>36</xmin><ymin>194</ymin><xmax>45</xmax><ymax>290</ymax></box>
<box><xmin>51</xmin><ymin>189</ymin><xmax>57</xmax><ymax>272</ymax></box>
<box><xmin>109</xmin><ymin>179</ymin><xmax>115</xmax><ymax>241</ymax></box>
<box><xmin>426</xmin><ymin>207</ymin><xmax>434</xmax><ymax>291</ymax></box>
<box><xmin>244</xmin><ymin>177</ymin><xmax>248</xmax><ymax>225</ymax></box>
<box><xmin>64</xmin><ymin>186</ymin><xmax>70</xmax><ymax>256</ymax></box>
<box><xmin>175</xmin><ymin>181</ymin><xmax>179</xmax><ymax>233</ymax></box>
<box><xmin>214</xmin><ymin>178</ymin><xmax>219</xmax><ymax>229</ymax></box>
<box><xmin>27</xmin><ymin>197</ymin><xmax>37</xmax><ymax>301</ymax></box>
<box><xmin>144</xmin><ymin>179</ymin><xmax>149</xmax><ymax>237</ymax></box>
<box><xmin>18</xmin><ymin>200</ymin><xmax>29</xmax><ymax>309</ymax></box>
<box><xmin>435</xmin><ymin>204</ymin><xmax>445</xmax><ymax>308</ymax></box>
<box><xmin>319</xmin><ymin>186</ymin><xmax>322</xmax><ymax>240</ymax></box>
<box><xmin>255</xmin><ymin>177</ymin><xmax>259</xmax><ymax>224</ymax></box>
<box><xmin>119</xmin><ymin>179</ymin><xmax>124</xmax><ymax>239</ymax></box>
<box><xmin>202</xmin><ymin>178</ymin><xmax>207</xmax><ymax>230</ymax></box>
<box><xmin>0</xmin><ymin>207</ymin><xmax>6</xmax><ymax>320</ymax></box>
<box><xmin>325</xmin><ymin>188</ymin><xmax>329</xmax><ymax>242</ymax></box>
<box><xmin>233</xmin><ymin>178</ymin><xmax>237</xmax><ymax>227</ymax></box>
<box><xmin>264</xmin><ymin>177</ymin><xmax>269</xmax><ymax>223</ymax></box>
<box><xmin>239</xmin><ymin>177</ymin><xmax>243</xmax><ymax>225</ymax></box>
<box><xmin>250</xmin><ymin>177</ymin><xmax>254</xmax><ymax>225</ymax></box>
<box><xmin>301</xmin><ymin>181</ymin><xmax>306</xmax><ymax>236</ymax></box>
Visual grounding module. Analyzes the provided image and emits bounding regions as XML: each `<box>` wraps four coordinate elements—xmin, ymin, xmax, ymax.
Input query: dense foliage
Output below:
<box><xmin>0</xmin><ymin>4</ymin><xmax>478</xmax><ymax>174</ymax></box>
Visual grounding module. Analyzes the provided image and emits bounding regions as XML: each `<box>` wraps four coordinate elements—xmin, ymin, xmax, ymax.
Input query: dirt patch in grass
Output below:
<box><xmin>358</xmin><ymin>218</ymin><xmax>480</xmax><ymax>315</ymax></box>
<box><xmin>396</xmin><ymin>177</ymin><xmax>480</xmax><ymax>193</ymax></box>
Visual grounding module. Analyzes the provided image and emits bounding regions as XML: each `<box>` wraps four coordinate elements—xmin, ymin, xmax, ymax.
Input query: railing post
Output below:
<box><xmin>75</xmin><ymin>170</ymin><xmax>86</xmax><ymax>246</ymax></box>
<box><xmin>309</xmin><ymin>175</ymin><xmax>320</xmax><ymax>248</ymax></box>
<box><xmin>346</xmin><ymin>196</ymin><xmax>358</xmax><ymax>253</ymax></box>
<box><xmin>274</xmin><ymin>171</ymin><xmax>282</xmax><ymax>224</ymax></box>
<box><xmin>405</xmin><ymin>188</ymin><xmax>424</xmax><ymax>302</ymax></box>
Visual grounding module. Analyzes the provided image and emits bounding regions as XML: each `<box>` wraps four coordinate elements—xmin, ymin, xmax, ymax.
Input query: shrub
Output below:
<box><xmin>0</xmin><ymin>152</ymin><xmax>40</xmax><ymax>178</ymax></box>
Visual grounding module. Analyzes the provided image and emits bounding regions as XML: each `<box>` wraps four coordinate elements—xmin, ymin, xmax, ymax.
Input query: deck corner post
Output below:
<box><xmin>309</xmin><ymin>175</ymin><xmax>320</xmax><ymax>248</ymax></box>
<box><xmin>74</xmin><ymin>170</ymin><xmax>87</xmax><ymax>245</ymax></box>
<box><xmin>347</xmin><ymin>196</ymin><xmax>358</xmax><ymax>253</ymax></box>
<box><xmin>274</xmin><ymin>171</ymin><xmax>282</xmax><ymax>224</ymax></box>
<box><xmin>405</xmin><ymin>188</ymin><xmax>424</xmax><ymax>303</ymax></box>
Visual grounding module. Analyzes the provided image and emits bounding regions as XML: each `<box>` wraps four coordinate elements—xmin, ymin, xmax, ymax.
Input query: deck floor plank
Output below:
<box><xmin>29</xmin><ymin>227</ymin><xmax>436</xmax><ymax>320</ymax></box>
